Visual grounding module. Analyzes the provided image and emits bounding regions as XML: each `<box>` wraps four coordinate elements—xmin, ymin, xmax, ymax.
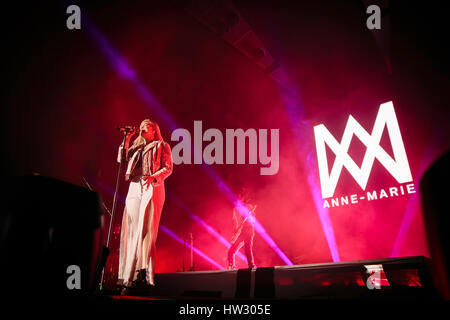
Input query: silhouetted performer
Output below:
<box><xmin>117</xmin><ymin>119</ymin><xmax>173</xmax><ymax>287</ymax></box>
<box><xmin>228</xmin><ymin>191</ymin><xmax>256</xmax><ymax>269</ymax></box>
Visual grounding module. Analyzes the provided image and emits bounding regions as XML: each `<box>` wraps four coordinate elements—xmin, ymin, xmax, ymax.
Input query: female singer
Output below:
<box><xmin>117</xmin><ymin>119</ymin><xmax>172</xmax><ymax>287</ymax></box>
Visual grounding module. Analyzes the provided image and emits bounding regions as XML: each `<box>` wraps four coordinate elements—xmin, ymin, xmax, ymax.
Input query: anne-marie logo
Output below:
<box><xmin>313</xmin><ymin>101</ymin><xmax>415</xmax><ymax>208</ymax></box>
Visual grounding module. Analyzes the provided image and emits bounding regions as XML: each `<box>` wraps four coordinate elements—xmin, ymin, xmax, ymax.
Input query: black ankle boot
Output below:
<box><xmin>131</xmin><ymin>269</ymin><xmax>146</xmax><ymax>288</ymax></box>
<box><xmin>137</xmin><ymin>269</ymin><xmax>146</xmax><ymax>283</ymax></box>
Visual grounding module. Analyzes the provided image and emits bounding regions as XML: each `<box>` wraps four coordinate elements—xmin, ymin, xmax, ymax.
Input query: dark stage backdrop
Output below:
<box><xmin>3</xmin><ymin>0</ymin><xmax>449</xmax><ymax>278</ymax></box>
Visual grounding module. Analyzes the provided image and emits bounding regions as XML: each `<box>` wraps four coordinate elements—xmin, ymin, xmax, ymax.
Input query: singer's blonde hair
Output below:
<box><xmin>131</xmin><ymin>119</ymin><xmax>163</xmax><ymax>148</ymax></box>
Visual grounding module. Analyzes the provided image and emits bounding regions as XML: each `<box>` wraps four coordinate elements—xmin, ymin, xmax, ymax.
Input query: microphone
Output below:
<box><xmin>116</xmin><ymin>126</ymin><xmax>137</xmax><ymax>132</ymax></box>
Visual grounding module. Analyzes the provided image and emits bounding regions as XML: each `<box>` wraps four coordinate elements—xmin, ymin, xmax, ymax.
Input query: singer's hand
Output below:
<box><xmin>143</xmin><ymin>176</ymin><xmax>155</xmax><ymax>190</ymax></box>
<box><xmin>125</xmin><ymin>128</ymin><xmax>137</xmax><ymax>142</ymax></box>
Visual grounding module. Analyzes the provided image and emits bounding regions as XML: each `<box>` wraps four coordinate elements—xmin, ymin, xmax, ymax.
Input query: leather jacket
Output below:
<box><xmin>117</xmin><ymin>140</ymin><xmax>173</xmax><ymax>186</ymax></box>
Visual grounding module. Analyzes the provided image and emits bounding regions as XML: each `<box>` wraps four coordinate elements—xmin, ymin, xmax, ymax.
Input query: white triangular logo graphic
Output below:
<box><xmin>313</xmin><ymin>101</ymin><xmax>413</xmax><ymax>199</ymax></box>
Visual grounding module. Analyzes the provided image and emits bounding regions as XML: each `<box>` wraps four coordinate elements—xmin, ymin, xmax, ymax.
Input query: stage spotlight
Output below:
<box><xmin>251</xmin><ymin>48</ymin><xmax>265</xmax><ymax>61</ymax></box>
<box><xmin>225</xmin><ymin>12</ymin><xmax>239</xmax><ymax>27</ymax></box>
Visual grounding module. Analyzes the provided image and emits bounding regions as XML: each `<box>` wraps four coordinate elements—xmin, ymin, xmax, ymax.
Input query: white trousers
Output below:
<box><xmin>120</xmin><ymin>177</ymin><xmax>154</xmax><ymax>286</ymax></box>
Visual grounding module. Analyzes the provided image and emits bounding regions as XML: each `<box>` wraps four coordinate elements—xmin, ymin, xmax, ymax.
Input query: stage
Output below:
<box><xmin>114</xmin><ymin>256</ymin><xmax>436</xmax><ymax>300</ymax></box>
<box><xmin>4</xmin><ymin>1</ymin><xmax>450</xmax><ymax>308</ymax></box>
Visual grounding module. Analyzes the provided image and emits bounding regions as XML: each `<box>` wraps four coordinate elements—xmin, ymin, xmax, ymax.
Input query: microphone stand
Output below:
<box><xmin>82</xmin><ymin>177</ymin><xmax>112</xmax><ymax>217</ymax></box>
<box><xmin>99</xmin><ymin>128</ymin><xmax>132</xmax><ymax>291</ymax></box>
<box><xmin>182</xmin><ymin>237</ymin><xmax>186</xmax><ymax>272</ymax></box>
<box><xmin>189</xmin><ymin>232</ymin><xmax>194</xmax><ymax>271</ymax></box>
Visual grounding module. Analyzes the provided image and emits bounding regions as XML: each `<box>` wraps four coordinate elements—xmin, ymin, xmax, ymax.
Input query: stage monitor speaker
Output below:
<box><xmin>254</xmin><ymin>267</ymin><xmax>275</xmax><ymax>298</ymax></box>
<box><xmin>0</xmin><ymin>175</ymin><xmax>104</xmax><ymax>297</ymax></box>
<box><xmin>420</xmin><ymin>150</ymin><xmax>450</xmax><ymax>299</ymax></box>
<box><xmin>235</xmin><ymin>268</ymin><xmax>252</xmax><ymax>298</ymax></box>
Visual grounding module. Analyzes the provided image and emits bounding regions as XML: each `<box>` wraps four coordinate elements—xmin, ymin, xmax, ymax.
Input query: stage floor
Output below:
<box><xmin>118</xmin><ymin>256</ymin><xmax>436</xmax><ymax>299</ymax></box>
